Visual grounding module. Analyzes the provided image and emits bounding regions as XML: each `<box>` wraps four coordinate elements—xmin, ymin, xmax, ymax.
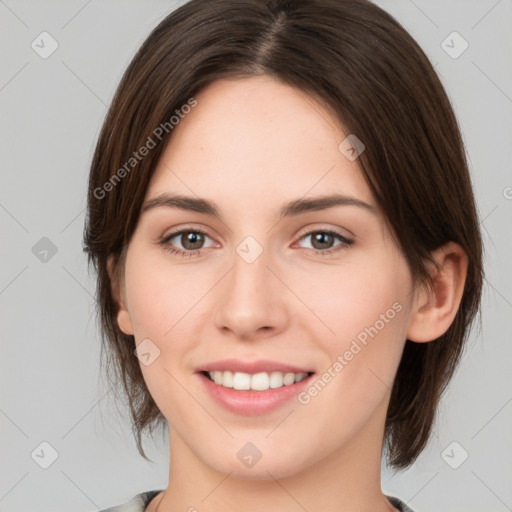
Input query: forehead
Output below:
<box><xmin>145</xmin><ymin>76</ymin><xmax>374</xmax><ymax>213</ymax></box>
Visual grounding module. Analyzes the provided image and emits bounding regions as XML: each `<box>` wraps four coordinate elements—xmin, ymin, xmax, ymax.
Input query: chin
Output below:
<box><xmin>200</xmin><ymin>443</ymin><xmax>311</xmax><ymax>481</ymax></box>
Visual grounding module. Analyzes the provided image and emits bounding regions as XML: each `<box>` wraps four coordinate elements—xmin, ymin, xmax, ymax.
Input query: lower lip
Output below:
<box><xmin>198</xmin><ymin>372</ymin><xmax>314</xmax><ymax>416</ymax></box>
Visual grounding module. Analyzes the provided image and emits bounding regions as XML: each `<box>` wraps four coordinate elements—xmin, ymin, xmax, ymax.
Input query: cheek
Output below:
<box><xmin>123</xmin><ymin>246</ymin><xmax>201</xmax><ymax>339</ymax></box>
<box><xmin>296</xmin><ymin>254</ymin><xmax>412</xmax><ymax>397</ymax></box>
<box><xmin>298</xmin><ymin>260</ymin><xmax>409</xmax><ymax>342</ymax></box>
<box><xmin>122</xmin><ymin>246</ymin><xmax>211</xmax><ymax>398</ymax></box>
<box><xmin>123</xmin><ymin>248</ymin><xmax>199</xmax><ymax>418</ymax></box>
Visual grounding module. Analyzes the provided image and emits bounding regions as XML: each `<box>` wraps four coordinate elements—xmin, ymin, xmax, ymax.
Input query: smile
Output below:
<box><xmin>198</xmin><ymin>369</ymin><xmax>316</xmax><ymax>416</ymax></box>
<box><xmin>203</xmin><ymin>370</ymin><xmax>312</xmax><ymax>391</ymax></box>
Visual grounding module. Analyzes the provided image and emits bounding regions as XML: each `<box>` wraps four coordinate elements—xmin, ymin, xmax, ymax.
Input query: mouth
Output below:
<box><xmin>195</xmin><ymin>358</ymin><xmax>316</xmax><ymax>414</ymax></box>
<box><xmin>200</xmin><ymin>370</ymin><xmax>315</xmax><ymax>391</ymax></box>
<box><xmin>197</xmin><ymin>368</ymin><xmax>316</xmax><ymax>415</ymax></box>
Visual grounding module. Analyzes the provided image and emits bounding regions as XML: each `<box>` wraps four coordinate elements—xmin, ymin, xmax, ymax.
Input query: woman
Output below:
<box><xmin>83</xmin><ymin>0</ymin><xmax>483</xmax><ymax>510</ymax></box>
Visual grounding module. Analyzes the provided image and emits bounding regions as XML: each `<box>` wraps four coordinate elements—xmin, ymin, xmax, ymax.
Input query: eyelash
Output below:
<box><xmin>159</xmin><ymin>227</ymin><xmax>354</xmax><ymax>258</ymax></box>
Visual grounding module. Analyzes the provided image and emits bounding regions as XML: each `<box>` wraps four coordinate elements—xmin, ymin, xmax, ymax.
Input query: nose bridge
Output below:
<box><xmin>229</xmin><ymin>235</ymin><xmax>276</xmax><ymax>308</ymax></box>
<box><xmin>233</xmin><ymin>236</ymin><xmax>271</xmax><ymax>291</ymax></box>
<box><xmin>212</xmin><ymin>233</ymin><xmax>287</xmax><ymax>337</ymax></box>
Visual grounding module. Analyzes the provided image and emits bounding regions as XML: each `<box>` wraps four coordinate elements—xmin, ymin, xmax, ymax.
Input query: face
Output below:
<box><xmin>115</xmin><ymin>76</ymin><xmax>418</xmax><ymax>480</ymax></box>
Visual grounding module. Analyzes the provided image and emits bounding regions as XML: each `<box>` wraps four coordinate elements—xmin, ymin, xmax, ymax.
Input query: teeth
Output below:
<box><xmin>207</xmin><ymin>370</ymin><xmax>309</xmax><ymax>391</ymax></box>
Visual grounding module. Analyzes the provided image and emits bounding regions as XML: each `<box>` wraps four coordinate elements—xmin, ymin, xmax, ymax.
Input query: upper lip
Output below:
<box><xmin>197</xmin><ymin>359</ymin><xmax>314</xmax><ymax>374</ymax></box>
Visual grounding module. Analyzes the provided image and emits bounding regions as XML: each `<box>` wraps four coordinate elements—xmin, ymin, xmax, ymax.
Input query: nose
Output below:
<box><xmin>212</xmin><ymin>242</ymin><xmax>289</xmax><ymax>342</ymax></box>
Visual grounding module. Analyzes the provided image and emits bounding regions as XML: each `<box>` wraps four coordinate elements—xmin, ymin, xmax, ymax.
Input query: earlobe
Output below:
<box><xmin>117</xmin><ymin>310</ymin><xmax>134</xmax><ymax>336</ymax></box>
<box><xmin>407</xmin><ymin>242</ymin><xmax>468</xmax><ymax>343</ymax></box>
<box><xmin>107</xmin><ymin>254</ymin><xmax>134</xmax><ymax>336</ymax></box>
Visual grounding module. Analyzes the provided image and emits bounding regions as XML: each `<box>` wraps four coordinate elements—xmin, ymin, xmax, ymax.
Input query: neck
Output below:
<box><xmin>154</xmin><ymin>401</ymin><xmax>398</xmax><ymax>512</ymax></box>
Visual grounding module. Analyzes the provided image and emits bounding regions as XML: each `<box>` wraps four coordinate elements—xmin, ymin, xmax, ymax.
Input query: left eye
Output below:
<box><xmin>296</xmin><ymin>230</ymin><xmax>353</xmax><ymax>252</ymax></box>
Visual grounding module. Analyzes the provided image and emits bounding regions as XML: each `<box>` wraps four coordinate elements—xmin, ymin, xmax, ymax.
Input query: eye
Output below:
<box><xmin>159</xmin><ymin>227</ymin><xmax>354</xmax><ymax>258</ymax></box>
<box><xmin>159</xmin><ymin>228</ymin><xmax>217</xmax><ymax>257</ymax></box>
<box><xmin>296</xmin><ymin>229</ymin><xmax>353</xmax><ymax>255</ymax></box>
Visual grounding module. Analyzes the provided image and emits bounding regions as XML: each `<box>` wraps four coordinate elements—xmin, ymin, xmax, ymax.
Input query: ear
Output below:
<box><xmin>407</xmin><ymin>241</ymin><xmax>468</xmax><ymax>343</ymax></box>
<box><xmin>107</xmin><ymin>254</ymin><xmax>134</xmax><ymax>336</ymax></box>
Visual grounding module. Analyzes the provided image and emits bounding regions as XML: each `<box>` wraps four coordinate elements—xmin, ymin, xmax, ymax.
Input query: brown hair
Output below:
<box><xmin>83</xmin><ymin>0</ymin><xmax>483</xmax><ymax>470</ymax></box>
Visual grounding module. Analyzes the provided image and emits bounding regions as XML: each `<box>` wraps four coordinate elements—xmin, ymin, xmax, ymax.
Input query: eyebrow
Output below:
<box><xmin>141</xmin><ymin>193</ymin><xmax>377</xmax><ymax>219</ymax></box>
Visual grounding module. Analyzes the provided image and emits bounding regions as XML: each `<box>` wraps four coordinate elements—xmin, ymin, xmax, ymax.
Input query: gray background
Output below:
<box><xmin>1</xmin><ymin>1</ymin><xmax>511</xmax><ymax>511</ymax></box>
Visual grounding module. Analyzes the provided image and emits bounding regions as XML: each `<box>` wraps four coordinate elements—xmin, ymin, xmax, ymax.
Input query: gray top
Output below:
<box><xmin>98</xmin><ymin>490</ymin><xmax>416</xmax><ymax>511</ymax></box>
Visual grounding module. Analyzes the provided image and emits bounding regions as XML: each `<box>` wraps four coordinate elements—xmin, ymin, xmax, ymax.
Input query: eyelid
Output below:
<box><xmin>161</xmin><ymin>223</ymin><xmax>352</xmax><ymax>243</ymax></box>
<box><xmin>294</xmin><ymin>223</ymin><xmax>354</xmax><ymax>241</ymax></box>
<box><xmin>161</xmin><ymin>224</ymin><xmax>217</xmax><ymax>241</ymax></box>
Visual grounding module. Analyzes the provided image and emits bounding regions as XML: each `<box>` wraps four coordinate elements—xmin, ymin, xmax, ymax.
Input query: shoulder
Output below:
<box><xmin>98</xmin><ymin>490</ymin><xmax>164</xmax><ymax>512</ymax></box>
<box><xmin>386</xmin><ymin>495</ymin><xmax>417</xmax><ymax>512</ymax></box>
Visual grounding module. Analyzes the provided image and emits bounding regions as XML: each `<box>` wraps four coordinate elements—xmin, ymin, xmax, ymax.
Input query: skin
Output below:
<box><xmin>109</xmin><ymin>76</ymin><xmax>468</xmax><ymax>512</ymax></box>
